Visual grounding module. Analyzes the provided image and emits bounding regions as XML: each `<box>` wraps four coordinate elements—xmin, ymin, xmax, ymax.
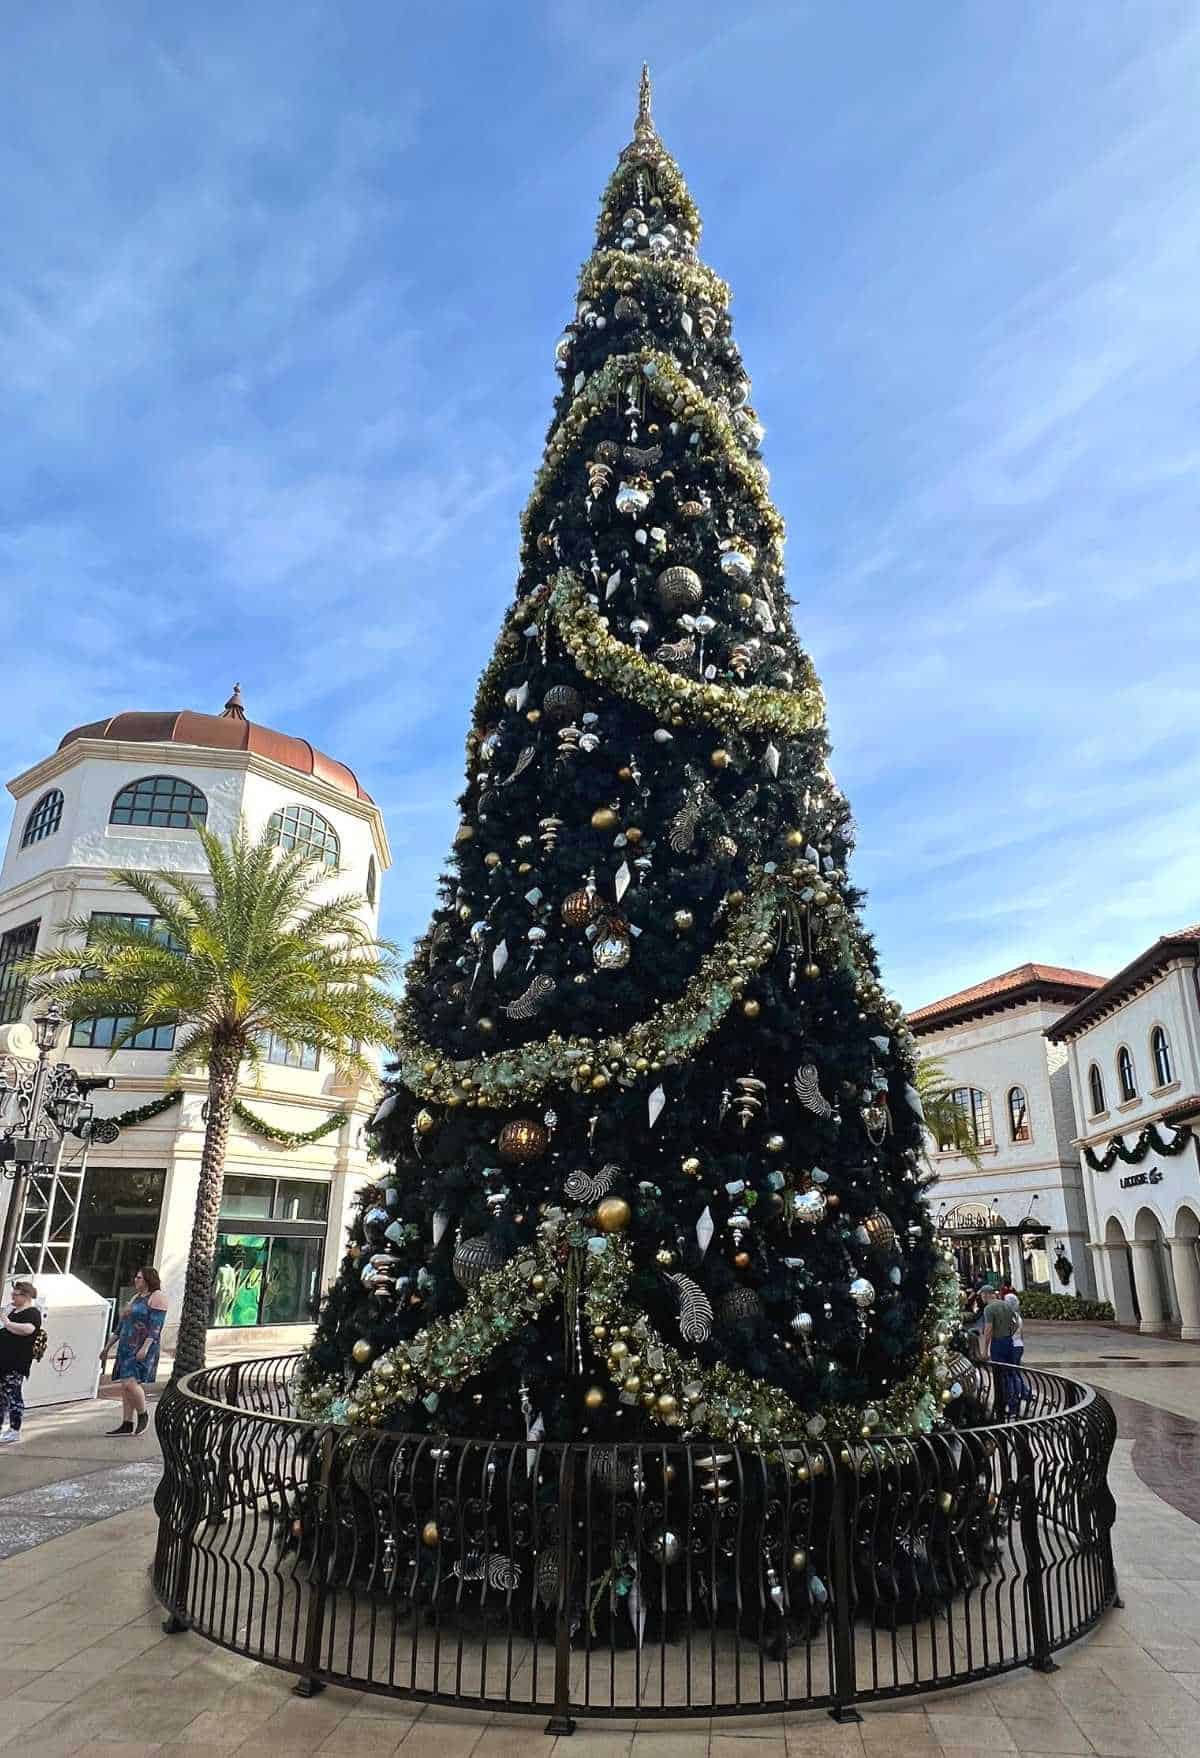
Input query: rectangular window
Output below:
<box><xmin>257</xmin><ymin>1029</ymin><xmax>319</xmax><ymax>1070</ymax></box>
<box><xmin>0</xmin><ymin>919</ymin><xmax>39</xmax><ymax>1025</ymax></box>
<box><xmin>949</xmin><ymin>1086</ymin><xmax>994</xmax><ymax>1148</ymax></box>
<box><xmin>69</xmin><ymin>912</ymin><xmax>178</xmax><ymax>1051</ymax></box>
<box><xmin>211</xmin><ymin>1174</ymin><xmax>330</xmax><ymax>1328</ymax></box>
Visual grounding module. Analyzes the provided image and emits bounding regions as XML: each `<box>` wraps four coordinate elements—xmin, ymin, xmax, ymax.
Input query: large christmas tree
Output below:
<box><xmin>302</xmin><ymin>72</ymin><xmax>956</xmax><ymax>1453</ymax></box>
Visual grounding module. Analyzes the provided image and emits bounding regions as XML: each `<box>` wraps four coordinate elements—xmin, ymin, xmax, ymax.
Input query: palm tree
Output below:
<box><xmin>914</xmin><ymin>1056</ymin><xmax>984</xmax><ymax>1170</ymax></box>
<box><xmin>25</xmin><ymin>825</ymin><xmax>398</xmax><ymax>1377</ymax></box>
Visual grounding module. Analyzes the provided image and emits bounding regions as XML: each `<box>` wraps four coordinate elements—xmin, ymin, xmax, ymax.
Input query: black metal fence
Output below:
<box><xmin>153</xmin><ymin>1355</ymin><xmax>1117</xmax><ymax>1732</ymax></box>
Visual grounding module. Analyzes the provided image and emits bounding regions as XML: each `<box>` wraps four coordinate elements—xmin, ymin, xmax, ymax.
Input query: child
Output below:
<box><xmin>0</xmin><ymin>1280</ymin><xmax>43</xmax><ymax>1445</ymax></box>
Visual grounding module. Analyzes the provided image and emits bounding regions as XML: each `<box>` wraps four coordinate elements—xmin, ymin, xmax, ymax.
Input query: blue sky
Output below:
<box><xmin>2</xmin><ymin>2</ymin><xmax>1197</xmax><ymax>1008</ymax></box>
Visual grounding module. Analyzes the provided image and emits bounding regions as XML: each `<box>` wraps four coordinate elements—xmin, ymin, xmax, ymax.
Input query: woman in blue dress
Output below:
<box><xmin>99</xmin><ymin>1265</ymin><xmax>168</xmax><ymax>1437</ymax></box>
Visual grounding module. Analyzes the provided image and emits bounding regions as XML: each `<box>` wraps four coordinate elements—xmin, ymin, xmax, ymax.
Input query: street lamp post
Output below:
<box><xmin>0</xmin><ymin>1001</ymin><xmax>87</xmax><ymax>1285</ymax></box>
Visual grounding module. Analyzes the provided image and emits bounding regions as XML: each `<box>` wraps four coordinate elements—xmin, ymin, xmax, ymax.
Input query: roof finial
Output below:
<box><xmin>222</xmin><ymin>682</ymin><xmax>247</xmax><ymax>721</ymax></box>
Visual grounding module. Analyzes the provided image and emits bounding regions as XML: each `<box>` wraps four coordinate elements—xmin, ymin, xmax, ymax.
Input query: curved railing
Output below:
<box><xmin>152</xmin><ymin>1355</ymin><xmax>1117</xmax><ymax>1730</ymax></box>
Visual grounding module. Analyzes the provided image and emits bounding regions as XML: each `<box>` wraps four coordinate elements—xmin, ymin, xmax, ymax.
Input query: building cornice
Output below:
<box><xmin>1047</xmin><ymin>942</ymin><xmax>1200</xmax><ymax>1043</ymax></box>
<box><xmin>8</xmin><ymin>739</ymin><xmax>392</xmax><ymax>868</ymax></box>
<box><xmin>909</xmin><ymin>978</ymin><xmax>1102</xmax><ymax>1038</ymax></box>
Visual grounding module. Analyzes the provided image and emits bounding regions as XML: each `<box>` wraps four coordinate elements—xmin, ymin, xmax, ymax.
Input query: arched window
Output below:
<box><xmin>110</xmin><ymin>775</ymin><xmax>208</xmax><ymax>829</ymax></box>
<box><xmin>1117</xmin><ymin>1045</ymin><xmax>1137</xmax><ymax>1103</ymax></box>
<box><xmin>947</xmin><ymin>1086</ymin><xmax>993</xmax><ymax>1149</ymax></box>
<box><xmin>1088</xmin><ymin>1063</ymin><xmax>1106</xmax><ymax>1116</ymax></box>
<box><xmin>21</xmin><ymin>789</ymin><xmax>64</xmax><ymax>847</ymax></box>
<box><xmin>366</xmin><ymin>855</ymin><xmax>377</xmax><ymax>906</ymax></box>
<box><xmin>1007</xmin><ymin>1085</ymin><xmax>1032</xmax><ymax>1143</ymax></box>
<box><xmin>267</xmin><ymin>803</ymin><xmax>339</xmax><ymax>867</ymax></box>
<box><xmin>1151</xmin><ymin>1025</ymin><xmax>1173</xmax><ymax>1087</ymax></box>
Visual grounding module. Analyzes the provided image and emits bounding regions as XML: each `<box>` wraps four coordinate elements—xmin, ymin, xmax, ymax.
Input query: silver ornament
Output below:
<box><xmin>453</xmin><ymin>1234</ymin><xmax>505</xmax><ymax>1289</ymax></box>
<box><xmin>849</xmin><ymin>1277</ymin><xmax>876</xmax><ymax>1309</ymax></box>
<box><xmin>792</xmin><ymin>1189</ymin><xmax>827</xmax><ymax>1225</ymax></box>
<box><xmin>649</xmin><ymin>1528</ymin><xmax>681</xmax><ymax>1565</ymax></box>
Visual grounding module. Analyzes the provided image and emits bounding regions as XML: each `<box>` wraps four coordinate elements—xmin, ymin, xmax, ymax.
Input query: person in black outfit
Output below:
<box><xmin>0</xmin><ymin>1280</ymin><xmax>42</xmax><ymax>1445</ymax></box>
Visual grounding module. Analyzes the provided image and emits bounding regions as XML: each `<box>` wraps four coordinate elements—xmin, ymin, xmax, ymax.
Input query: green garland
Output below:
<box><xmin>394</xmin><ymin>870</ymin><xmax>804</xmax><ymax>1110</ymax></box>
<box><xmin>231</xmin><ymin>1098</ymin><xmax>347</xmax><ymax>1148</ymax></box>
<box><xmin>550</xmin><ymin>568</ymin><xmax>823</xmax><ymax>739</ymax></box>
<box><xmin>520</xmin><ymin>350</ymin><xmax>785</xmax><ymax>559</ymax></box>
<box><xmin>297</xmin><ymin>1215</ymin><xmax>960</xmax><ymax>1447</ymax></box>
<box><xmin>1084</xmin><ymin>1121</ymin><xmax>1192</xmax><ymax>1172</ymax></box>
<box><xmin>598</xmin><ymin>147</ymin><xmax>701</xmax><ymax>242</ymax></box>
<box><xmin>579</xmin><ymin>250</ymin><xmax>730</xmax><ymax>312</ymax></box>
<box><xmin>105</xmin><ymin>1089</ymin><xmax>184</xmax><ymax>1129</ymax></box>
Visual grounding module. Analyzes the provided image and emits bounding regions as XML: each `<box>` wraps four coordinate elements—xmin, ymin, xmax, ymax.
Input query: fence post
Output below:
<box><xmin>827</xmin><ymin>1452</ymin><xmax>863</xmax><ymax>1724</ymax></box>
<box><xmin>544</xmin><ymin>1446</ymin><xmax>577</xmax><ymax>1737</ymax></box>
<box><xmin>1014</xmin><ymin>1429</ymin><xmax>1058</xmax><ymax>1673</ymax></box>
<box><xmin>294</xmin><ymin>1428</ymin><xmax>333</xmax><ymax>1698</ymax></box>
<box><xmin>158</xmin><ymin>1385</ymin><xmax>192</xmax><ymax>1635</ymax></box>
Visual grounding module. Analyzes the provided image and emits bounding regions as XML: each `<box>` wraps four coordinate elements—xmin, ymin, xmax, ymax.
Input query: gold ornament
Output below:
<box><xmin>742</xmin><ymin>999</ymin><xmax>761</xmax><ymax>1018</ymax></box>
<box><xmin>734</xmin><ymin>1250</ymin><xmax>751</xmax><ymax>1269</ymax></box>
<box><xmin>765</xmin><ymin>1133</ymin><xmax>786</xmax><ymax>1155</ymax></box>
<box><xmin>656</xmin><ymin>1392</ymin><xmax>678</xmax><ymax>1415</ymax></box>
<box><xmin>790</xmin><ymin>1549</ymin><xmax>808</xmax><ymax>1571</ymax></box>
<box><xmin>351</xmin><ymin>1340</ymin><xmax>373</xmax><ymax>1365</ymax></box>
<box><xmin>415</xmin><ymin>1109</ymin><xmax>436</xmax><ymax>1135</ymax></box>
<box><xmin>584</xmin><ymin>1385</ymin><xmax>606</xmax><ymax>1410</ymax></box>
<box><xmin>477</xmin><ymin>1016</ymin><xmax>495</xmax><ymax>1034</ymax></box>
<box><xmin>591</xmin><ymin>805</ymin><xmax>619</xmax><ymax>832</ymax></box>
<box><xmin>617</xmin><ymin>765</ymin><xmax>634</xmax><ymax>781</ymax></box>
<box><xmin>673</xmin><ymin>909</ymin><xmax>694</xmax><ymax>932</ymax></box>
<box><xmin>596</xmin><ymin>1196</ymin><xmax>632</xmax><ymax>1233</ymax></box>
<box><xmin>562</xmin><ymin>887</ymin><xmax>600</xmax><ymax>928</ymax></box>
<box><xmin>681</xmin><ymin>1155</ymin><xmax>701</xmax><ymax>1176</ymax></box>
<box><xmin>710</xmin><ymin>749</ymin><xmax>731</xmax><ymax>769</ymax></box>
<box><xmin>454</xmin><ymin>824</ymin><xmax>475</xmax><ymax>844</ymax></box>
<box><xmin>624</xmin><ymin>826</ymin><xmax>643</xmax><ymax>844</ymax></box>
<box><xmin>531</xmin><ymin>1273</ymin><xmax>546</xmax><ymax>1292</ymax></box>
<box><xmin>498</xmin><ymin>1117</ymin><xmax>549</xmax><ymax>1162</ymax></box>
<box><xmin>421</xmin><ymin>1521</ymin><xmax>441</xmax><ymax>1548</ymax></box>
<box><xmin>784</xmin><ymin>829</ymin><xmax>805</xmax><ymax>847</ymax></box>
<box><xmin>803</xmin><ymin>962</ymin><xmax>821</xmax><ymax>980</ymax></box>
<box><xmin>655</xmin><ymin>1247</ymin><xmax>675</xmax><ymax>1267</ymax></box>
<box><xmin>484</xmin><ymin>851</ymin><xmax>502</xmax><ymax>868</ymax></box>
<box><xmin>526</xmin><ymin>708</ymin><xmax>542</xmax><ymax>723</ymax></box>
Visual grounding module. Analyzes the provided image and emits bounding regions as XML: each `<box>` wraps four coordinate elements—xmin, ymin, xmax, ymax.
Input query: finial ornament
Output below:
<box><xmin>222</xmin><ymin>682</ymin><xmax>247</xmax><ymax>721</ymax></box>
<box><xmin>622</xmin><ymin>61</ymin><xmax>663</xmax><ymax>165</ymax></box>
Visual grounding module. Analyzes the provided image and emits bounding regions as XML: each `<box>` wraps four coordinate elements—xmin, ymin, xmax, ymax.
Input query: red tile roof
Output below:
<box><xmin>908</xmin><ymin>963</ymin><xmax>1107</xmax><ymax>1033</ymax></box>
<box><xmin>58</xmin><ymin>707</ymin><xmax>372</xmax><ymax>804</ymax></box>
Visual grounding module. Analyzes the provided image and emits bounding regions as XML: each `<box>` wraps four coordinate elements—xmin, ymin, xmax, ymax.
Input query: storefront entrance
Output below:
<box><xmin>73</xmin><ymin>1165</ymin><xmax>166</xmax><ymax>1311</ymax></box>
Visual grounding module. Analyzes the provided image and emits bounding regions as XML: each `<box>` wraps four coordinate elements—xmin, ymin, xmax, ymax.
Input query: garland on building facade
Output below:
<box><xmin>1084</xmin><ymin>1121</ymin><xmax>1193</xmax><ymax>1173</ymax></box>
<box><xmin>103</xmin><ymin>1090</ymin><xmax>184</xmax><ymax>1130</ymax></box>
<box><xmin>231</xmin><ymin>1098</ymin><xmax>347</xmax><ymax>1148</ymax></box>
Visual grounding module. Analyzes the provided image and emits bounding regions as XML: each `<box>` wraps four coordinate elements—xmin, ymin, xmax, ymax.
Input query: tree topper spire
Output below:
<box><xmin>637</xmin><ymin>63</ymin><xmax>652</xmax><ymax>134</ymax></box>
<box><xmin>622</xmin><ymin>61</ymin><xmax>664</xmax><ymax>164</ymax></box>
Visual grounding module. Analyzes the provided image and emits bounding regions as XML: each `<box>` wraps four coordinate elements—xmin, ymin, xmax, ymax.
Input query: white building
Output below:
<box><xmin>1046</xmin><ymin>927</ymin><xmax>1200</xmax><ymax>1337</ymax></box>
<box><xmin>0</xmin><ymin>688</ymin><xmax>391</xmax><ymax>1351</ymax></box>
<box><xmin>908</xmin><ymin>963</ymin><xmax>1106</xmax><ymax>1296</ymax></box>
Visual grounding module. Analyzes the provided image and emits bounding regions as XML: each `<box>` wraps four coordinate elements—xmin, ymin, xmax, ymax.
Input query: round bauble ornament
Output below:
<box><xmin>498</xmin><ymin>1117</ymin><xmax>548</xmax><ymax>1162</ymax></box>
<box><xmin>453</xmin><ymin>1234</ymin><xmax>505</xmax><ymax>1289</ymax></box>
<box><xmin>734</xmin><ymin>1250</ymin><xmax>751</xmax><ymax>1269</ymax></box>
<box><xmin>590</xmin><ymin>805</ymin><xmax>619</xmax><ymax>832</ymax></box>
<box><xmin>414</xmin><ymin>1107</ymin><xmax>437</xmax><ymax>1137</ymax></box>
<box><xmin>710</xmin><ymin>749</ymin><xmax>731</xmax><ymax>770</ymax></box>
<box><xmin>864</xmin><ymin>1211</ymin><xmax>898</xmax><ymax>1252</ymax></box>
<box><xmin>595</xmin><ymin>1196</ymin><xmax>632</xmax><ymax>1233</ymax></box>
<box><xmin>673</xmin><ymin>909</ymin><xmax>694</xmax><ymax>932</ymax></box>
<box><xmin>791</xmin><ymin>1310</ymin><xmax>814</xmax><ymax>1339</ymax></box>
<box><xmin>592</xmin><ymin>920</ymin><xmax>632</xmax><ymax>970</ymax></box>
<box><xmin>584</xmin><ymin>1385</ymin><xmax>605</xmax><ymax>1410</ymax></box>
<box><xmin>681</xmin><ymin>1155</ymin><xmax>701</xmax><ymax>1177</ymax></box>
<box><xmin>615</xmin><ymin>479</ymin><xmax>652</xmax><ymax>517</ymax></box>
<box><xmin>624</xmin><ymin>826</ymin><xmax>643</xmax><ymax>844</ymax></box>
<box><xmin>716</xmin><ymin>1286</ymin><xmax>763</xmax><ymax>1327</ymax></box>
<box><xmin>765</xmin><ymin>1133</ymin><xmax>786</xmax><ymax>1156</ymax></box>
<box><xmin>742</xmin><ymin>998</ymin><xmax>761</xmax><ymax>1018</ymax></box>
<box><xmin>614</xmin><ymin>294</ymin><xmax>641</xmax><ymax>322</ymax></box>
<box><xmin>678</xmin><ymin>499</ymin><xmax>706</xmax><ymax>519</ymax></box>
<box><xmin>711</xmin><ymin>834</ymin><xmax>738</xmax><ymax>860</ymax></box>
<box><xmin>849</xmin><ymin>1276</ymin><xmax>876</xmax><ymax>1309</ymax></box>
<box><xmin>719</xmin><ymin>546</ymin><xmax>756</xmax><ymax>582</ymax></box>
<box><xmin>793</xmin><ymin>1189</ymin><xmax>827</xmax><ymax>1225</ymax></box>
<box><xmin>484</xmin><ymin>851</ymin><xmax>501</xmax><ymax>868</ymax></box>
<box><xmin>656</xmin><ymin>565</ymin><xmax>703</xmax><ymax>613</ymax></box>
<box><xmin>542</xmin><ymin>684</ymin><xmax>583</xmax><ymax>725</ymax></box>
<box><xmin>649</xmin><ymin>1527</ymin><xmax>681</xmax><ymax>1565</ymax></box>
<box><xmin>421</xmin><ymin>1521</ymin><xmax>441</xmax><ymax>1548</ymax></box>
<box><xmin>655</xmin><ymin>1247</ymin><xmax>675</xmax><ymax>1267</ymax></box>
<box><xmin>562</xmin><ymin>886</ymin><xmax>600</xmax><ymax>929</ymax></box>
<box><xmin>351</xmin><ymin>1340</ymin><xmax>373</xmax><ymax>1366</ymax></box>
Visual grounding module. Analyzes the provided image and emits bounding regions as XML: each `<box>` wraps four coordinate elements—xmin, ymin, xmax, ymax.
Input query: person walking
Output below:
<box><xmin>0</xmin><ymin>1280</ymin><xmax>43</xmax><ymax>1445</ymax></box>
<box><xmin>100</xmin><ymin>1266</ymin><xmax>168</xmax><ymax>1437</ymax></box>
<box><xmin>981</xmin><ymin>1284</ymin><xmax>1022</xmax><ymax>1416</ymax></box>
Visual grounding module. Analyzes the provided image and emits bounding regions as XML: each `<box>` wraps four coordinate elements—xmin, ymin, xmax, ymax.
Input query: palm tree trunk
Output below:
<box><xmin>172</xmin><ymin>1040</ymin><xmax>241</xmax><ymax>1379</ymax></box>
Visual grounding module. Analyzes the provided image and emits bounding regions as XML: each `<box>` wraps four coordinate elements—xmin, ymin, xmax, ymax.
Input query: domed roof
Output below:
<box><xmin>58</xmin><ymin>686</ymin><xmax>372</xmax><ymax>804</ymax></box>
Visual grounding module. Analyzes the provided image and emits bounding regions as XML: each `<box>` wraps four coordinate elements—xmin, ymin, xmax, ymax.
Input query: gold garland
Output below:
<box><xmin>299</xmin><ymin>1219</ymin><xmax>960</xmax><ymax>1447</ymax></box>
<box><xmin>578</xmin><ymin>250</ymin><xmax>731</xmax><ymax>312</ymax></box>
<box><xmin>519</xmin><ymin>350</ymin><xmax>785</xmax><ymax>561</ymax></box>
<box><xmin>393</xmin><ymin>875</ymin><xmax>783</xmax><ymax>1108</ymax></box>
<box><xmin>549</xmin><ymin>569</ymin><xmax>823</xmax><ymax>739</ymax></box>
<box><xmin>598</xmin><ymin>151</ymin><xmax>701</xmax><ymax>242</ymax></box>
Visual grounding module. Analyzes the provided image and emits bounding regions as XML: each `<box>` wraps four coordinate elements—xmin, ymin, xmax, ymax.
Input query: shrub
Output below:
<box><xmin>1018</xmin><ymin>1292</ymin><xmax>1115</xmax><ymax>1322</ymax></box>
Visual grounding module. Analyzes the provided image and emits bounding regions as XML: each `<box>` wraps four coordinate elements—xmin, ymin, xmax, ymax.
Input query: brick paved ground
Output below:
<box><xmin>0</xmin><ymin>1325</ymin><xmax>1198</xmax><ymax>1756</ymax></box>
